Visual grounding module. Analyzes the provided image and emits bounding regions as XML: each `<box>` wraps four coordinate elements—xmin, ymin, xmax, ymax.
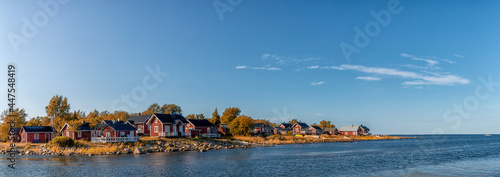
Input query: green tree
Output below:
<box><xmin>228</xmin><ymin>115</ymin><xmax>254</xmax><ymax>136</ymax></box>
<box><xmin>0</xmin><ymin>108</ymin><xmax>27</xmax><ymax>142</ymax></box>
<box><xmin>45</xmin><ymin>95</ymin><xmax>70</xmax><ymax>131</ymax></box>
<box><xmin>210</xmin><ymin>108</ymin><xmax>221</xmax><ymax>127</ymax></box>
<box><xmin>220</xmin><ymin>107</ymin><xmax>241</xmax><ymax>124</ymax></box>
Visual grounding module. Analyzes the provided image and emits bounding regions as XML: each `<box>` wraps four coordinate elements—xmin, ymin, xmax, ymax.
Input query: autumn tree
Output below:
<box><xmin>288</xmin><ymin>119</ymin><xmax>300</xmax><ymax>125</ymax></box>
<box><xmin>186</xmin><ymin>114</ymin><xmax>195</xmax><ymax>119</ymax></box>
<box><xmin>45</xmin><ymin>95</ymin><xmax>70</xmax><ymax>131</ymax></box>
<box><xmin>319</xmin><ymin>120</ymin><xmax>335</xmax><ymax>129</ymax></box>
<box><xmin>228</xmin><ymin>115</ymin><xmax>254</xmax><ymax>136</ymax></box>
<box><xmin>253</xmin><ymin>119</ymin><xmax>275</xmax><ymax>127</ymax></box>
<box><xmin>220</xmin><ymin>107</ymin><xmax>240</xmax><ymax>124</ymax></box>
<box><xmin>0</xmin><ymin>108</ymin><xmax>27</xmax><ymax>142</ymax></box>
<box><xmin>209</xmin><ymin>108</ymin><xmax>221</xmax><ymax>127</ymax></box>
<box><xmin>25</xmin><ymin>116</ymin><xmax>51</xmax><ymax>126</ymax></box>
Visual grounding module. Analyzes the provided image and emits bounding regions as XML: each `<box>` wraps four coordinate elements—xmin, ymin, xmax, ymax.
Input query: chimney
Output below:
<box><xmin>112</xmin><ymin>120</ymin><xmax>116</xmax><ymax>124</ymax></box>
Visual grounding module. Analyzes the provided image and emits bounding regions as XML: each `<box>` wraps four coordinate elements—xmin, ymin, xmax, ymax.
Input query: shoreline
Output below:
<box><xmin>0</xmin><ymin>135</ymin><xmax>418</xmax><ymax>156</ymax></box>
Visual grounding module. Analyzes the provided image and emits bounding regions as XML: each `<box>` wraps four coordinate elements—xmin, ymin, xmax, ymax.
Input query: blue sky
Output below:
<box><xmin>1</xmin><ymin>0</ymin><xmax>499</xmax><ymax>134</ymax></box>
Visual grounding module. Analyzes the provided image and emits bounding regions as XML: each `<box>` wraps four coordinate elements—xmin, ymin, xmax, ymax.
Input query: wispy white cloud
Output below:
<box><xmin>330</xmin><ymin>64</ymin><xmax>469</xmax><ymax>86</ymax></box>
<box><xmin>252</xmin><ymin>67</ymin><xmax>281</xmax><ymax>71</ymax></box>
<box><xmin>400</xmin><ymin>53</ymin><xmax>439</xmax><ymax>66</ymax></box>
<box><xmin>311</xmin><ymin>81</ymin><xmax>325</xmax><ymax>86</ymax></box>
<box><xmin>262</xmin><ymin>54</ymin><xmax>321</xmax><ymax>65</ymax></box>
<box><xmin>307</xmin><ymin>65</ymin><xmax>319</xmax><ymax>69</ymax></box>
<box><xmin>454</xmin><ymin>54</ymin><xmax>464</xmax><ymax>58</ymax></box>
<box><xmin>356</xmin><ymin>76</ymin><xmax>381</xmax><ymax>81</ymax></box>
<box><xmin>235</xmin><ymin>66</ymin><xmax>247</xmax><ymax>69</ymax></box>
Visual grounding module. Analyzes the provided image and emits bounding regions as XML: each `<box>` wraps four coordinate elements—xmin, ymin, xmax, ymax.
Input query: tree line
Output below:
<box><xmin>0</xmin><ymin>95</ymin><xmax>337</xmax><ymax>141</ymax></box>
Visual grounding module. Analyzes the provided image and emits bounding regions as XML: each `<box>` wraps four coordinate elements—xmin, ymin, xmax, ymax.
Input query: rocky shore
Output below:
<box><xmin>0</xmin><ymin>138</ymin><xmax>256</xmax><ymax>156</ymax></box>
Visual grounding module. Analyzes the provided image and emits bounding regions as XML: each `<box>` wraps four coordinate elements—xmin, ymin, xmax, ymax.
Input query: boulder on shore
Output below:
<box><xmin>134</xmin><ymin>148</ymin><xmax>146</xmax><ymax>155</ymax></box>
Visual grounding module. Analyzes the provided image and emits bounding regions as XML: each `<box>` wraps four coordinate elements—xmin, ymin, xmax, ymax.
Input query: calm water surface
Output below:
<box><xmin>1</xmin><ymin>135</ymin><xmax>500</xmax><ymax>176</ymax></box>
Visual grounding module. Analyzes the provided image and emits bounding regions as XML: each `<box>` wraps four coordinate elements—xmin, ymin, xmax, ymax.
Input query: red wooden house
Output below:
<box><xmin>185</xmin><ymin>119</ymin><xmax>219</xmax><ymax>138</ymax></box>
<box><xmin>126</xmin><ymin>114</ymin><xmax>152</xmax><ymax>135</ymax></box>
<box><xmin>145</xmin><ymin>113</ymin><xmax>187</xmax><ymax>137</ymax></box>
<box><xmin>101</xmin><ymin>121</ymin><xmax>137</xmax><ymax>138</ymax></box>
<box><xmin>218</xmin><ymin>124</ymin><xmax>229</xmax><ymax>135</ymax></box>
<box><xmin>275</xmin><ymin>123</ymin><xmax>293</xmax><ymax>134</ymax></box>
<box><xmin>338</xmin><ymin>125</ymin><xmax>362</xmax><ymax>135</ymax></box>
<box><xmin>292</xmin><ymin>123</ymin><xmax>309</xmax><ymax>135</ymax></box>
<box><xmin>60</xmin><ymin>121</ymin><xmax>99</xmax><ymax>141</ymax></box>
<box><xmin>308</xmin><ymin>126</ymin><xmax>323</xmax><ymax>135</ymax></box>
<box><xmin>9</xmin><ymin>127</ymin><xmax>21</xmax><ymax>143</ymax></box>
<box><xmin>20</xmin><ymin>126</ymin><xmax>55</xmax><ymax>143</ymax></box>
<box><xmin>323</xmin><ymin>127</ymin><xmax>339</xmax><ymax>135</ymax></box>
<box><xmin>252</xmin><ymin>123</ymin><xmax>266</xmax><ymax>134</ymax></box>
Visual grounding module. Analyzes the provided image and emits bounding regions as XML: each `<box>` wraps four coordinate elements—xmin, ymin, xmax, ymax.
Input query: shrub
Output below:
<box><xmin>50</xmin><ymin>136</ymin><xmax>75</xmax><ymax>147</ymax></box>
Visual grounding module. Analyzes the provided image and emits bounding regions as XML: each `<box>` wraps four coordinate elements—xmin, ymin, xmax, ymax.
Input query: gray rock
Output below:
<box><xmin>134</xmin><ymin>148</ymin><xmax>145</xmax><ymax>155</ymax></box>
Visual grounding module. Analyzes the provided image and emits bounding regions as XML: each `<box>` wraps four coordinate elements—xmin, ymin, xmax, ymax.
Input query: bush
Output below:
<box><xmin>50</xmin><ymin>136</ymin><xmax>75</xmax><ymax>147</ymax></box>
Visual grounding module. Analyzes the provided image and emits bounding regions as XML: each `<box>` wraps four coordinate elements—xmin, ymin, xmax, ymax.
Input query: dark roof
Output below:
<box><xmin>279</xmin><ymin>123</ymin><xmax>292</xmax><ymax>128</ymax></box>
<box><xmin>103</xmin><ymin>120</ymin><xmax>124</xmax><ymax>124</ymax></box>
<box><xmin>360</xmin><ymin>125</ymin><xmax>370</xmax><ymax>131</ymax></box>
<box><xmin>187</xmin><ymin>119</ymin><xmax>215</xmax><ymax>127</ymax></box>
<box><xmin>22</xmin><ymin>126</ymin><xmax>54</xmax><ymax>133</ymax></box>
<box><xmin>295</xmin><ymin>123</ymin><xmax>309</xmax><ymax>128</ymax></box>
<box><xmin>127</xmin><ymin>114</ymin><xmax>152</xmax><ymax>123</ymax></box>
<box><xmin>76</xmin><ymin>123</ymin><xmax>95</xmax><ymax>131</ymax></box>
<box><xmin>310</xmin><ymin>126</ymin><xmax>322</xmax><ymax>130</ymax></box>
<box><xmin>10</xmin><ymin>127</ymin><xmax>21</xmax><ymax>134</ymax></box>
<box><xmin>106</xmin><ymin>122</ymin><xmax>137</xmax><ymax>131</ymax></box>
<box><xmin>151</xmin><ymin>113</ymin><xmax>188</xmax><ymax>124</ymax></box>
<box><xmin>253</xmin><ymin>123</ymin><xmax>265</xmax><ymax>128</ymax></box>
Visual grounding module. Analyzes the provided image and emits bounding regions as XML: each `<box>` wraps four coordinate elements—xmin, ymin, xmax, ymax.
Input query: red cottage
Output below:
<box><xmin>218</xmin><ymin>124</ymin><xmax>229</xmax><ymax>135</ymax></box>
<box><xmin>92</xmin><ymin>121</ymin><xmax>138</xmax><ymax>143</ymax></box>
<box><xmin>338</xmin><ymin>125</ymin><xmax>362</xmax><ymax>135</ymax></box>
<box><xmin>322</xmin><ymin>128</ymin><xmax>339</xmax><ymax>135</ymax></box>
<box><xmin>185</xmin><ymin>119</ymin><xmax>219</xmax><ymax>138</ymax></box>
<box><xmin>292</xmin><ymin>123</ymin><xmax>309</xmax><ymax>135</ymax></box>
<box><xmin>20</xmin><ymin>126</ymin><xmax>55</xmax><ymax>143</ymax></box>
<box><xmin>252</xmin><ymin>123</ymin><xmax>266</xmax><ymax>134</ymax></box>
<box><xmin>9</xmin><ymin>127</ymin><xmax>21</xmax><ymax>143</ymax></box>
<box><xmin>308</xmin><ymin>126</ymin><xmax>323</xmax><ymax>135</ymax></box>
<box><xmin>60</xmin><ymin>121</ymin><xmax>99</xmax><ymax>141</ymax></box>
<box><xmin>145</xmin><ymin>113</ymin><xmax>187</xmax><ymax>137</ymax></box>
<box><xmin>126</xmin><ymin>114</ymin><xmax>152</xmax><ymax>136</ymax></box>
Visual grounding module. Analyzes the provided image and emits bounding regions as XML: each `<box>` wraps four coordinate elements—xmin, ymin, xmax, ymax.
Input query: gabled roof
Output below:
<box><xmin>278</xmin><ymin>123</ymin><xmax>292</xmax><ymax>128</ymax></box>
<box><xmin>253</xmin><ymin>123</ymin><xmax>265</xmax><ymax>128</ymax></box>
<box><xmin>309</xmin><ymin>126</ymin><xmax>322</xmax><ymax>130</ymax></box>
<box><xmin>360</xmin><ymin>125</ymin><xmax>370</xmax><ymax>131</ymax></box>
<box><xmin>60</xmin><ymin>122</ymin><xmax>97</xmax><ymax>132</ymax></box>
<box><xmin>105</xmin><ymin>122</ymin><xmax>137</xmax><ymax>131</ymax></box>
<box><xmin>338</xmin><ymin>126</ymin><xmax>361</xmax><ymax>132</ymax></box>
<box><xmin>11</xmin><ymin>127</ymin><xmax>21</xmax><ymax>134</ymax></box>
<box><xmin>265</xmin><ymin>125</ymin><xmax>274</xmax><ymax>130</ymax></box>
<box><xmin>187</xmin><ymin>119</ymin><xmax>215</xmax><ymax>127</ymax></box>
<box><xmin>21</xmin><ymin>126</ymin><xmax>54</xmax><ymax>133</ymax></box>
<box><xmin>323</xmin><ymin>128</ymin><xmax>338</xmax><ymax>131</ymax></box>
<box><xmin>293</xmin><ymin>123</ymin><xmax>309</xmax><ymax>128</ymax></box>
<box><xmin>146</xmin><ymin>113</ymin><xmax>188</xmax><ymax>124</ymax></box>
<box><xmin>127</xmin><ymin>114</ymin><xmax>152</xmax><ymax>124</ymax></box>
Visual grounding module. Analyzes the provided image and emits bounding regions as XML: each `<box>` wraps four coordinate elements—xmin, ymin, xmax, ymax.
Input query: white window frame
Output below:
<box><xmin>165</xmin><ymin>126</ymin><xmax>170</xmax><ymax>132</ymax></box>
<box><xmin>120</xmin><ymin>132</ymin><xmax>125</xmax><ymax>137</ymax></box>
<box><xmin>154</xmin><ymin>126</ymin><xmax>158</xmax><ymax>132</ymax></box>
<box><xmin>106</xmin><ymin>132</ymin><xmax>110</xmax><ymax>137</ymax></box>
<box><xmin>130</xmin><ymin>131</ymin><xmax>134</xmax><ymax>137</ymax></box>
<box><xmin>66</xmin><ymin>131</ymin><xmax>69</xmax><ymax>137</ymax></box>
<box><xmin>78</xmin><ymin>132</ymin><xmax>82</xmax><ymax>137</ymax></box>
<box><xmin>34</xmin><ymin>133</ymin><xmax>39</xmax><ymax>139</ymax></box>
<box><xmin>138</xmin><ymin>125</ymin><xmax>142</xmax><ymax>130</ymax></box>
